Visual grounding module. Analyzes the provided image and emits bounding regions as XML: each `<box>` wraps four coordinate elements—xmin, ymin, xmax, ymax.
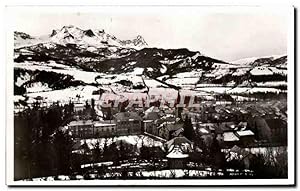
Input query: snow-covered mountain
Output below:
<box><xmin>14</xmin><ymin>25</ymin><xmax>148</xmax><ymax>50</ymax></box>
<box><xmin>13</xmin><ymin>26</ymin><xmax>288</xmax><ymax>105</ymax></box>
<box><xmin>231</xmin><ymin>54</ymin><xmax>286</xmax><ymax>67</ymax></box>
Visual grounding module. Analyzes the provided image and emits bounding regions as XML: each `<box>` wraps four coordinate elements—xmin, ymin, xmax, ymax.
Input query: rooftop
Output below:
<box><xmin>94</xmin><ymin>121</ymin><xmax>116</xmax><ymax>127</ymax></box>
<box><xmin>114</xmin><ymin>112</ymin><xmax>142</xmax><ymax>121</ymax></box>
<box><xmin>223</xmin><ymin>132</ymin><xmax>239</xmax><ymax>142</ymax></box>
<box><xmin>68</xmin><ymin>120</ymin><xmax>93</xmax><ymax>127</ymax></box>
<box><xmin>236</xmin><ymin>130</ymin><xmax>254</xmax><ymax>137</ymax></box>
<box><xmin>166</xmin><ymin>146</ymin><xmax>189</xmax><ymax>159</ymax></box>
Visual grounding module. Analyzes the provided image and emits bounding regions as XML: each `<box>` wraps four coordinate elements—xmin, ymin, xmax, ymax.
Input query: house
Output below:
<box><xmin>67</xmin><ymin>120</ymin><xmax>94</xmax><ymax>138</ymax></box>
<box><xmin>74</xmin><ymin>103</ymin><xmax>85</xmax><ymax>113</ymax></box>
<box><xmin>165</xmin><ymin>136</ymin><xmax>193</xmax><ymax>153</ymax></box>
<box><xmin>235</xmin><ymin>130</ymin><xmax>255</xmax><ymax>146</ymax></box>
<box><xmin>166</xmin><ymin>146</ymin><xmax>189</xmax><ymax>168</ymax></box>
<box><xmin>145</xmin><ymin>106</ymin><xmax>160</xmax><ymax>115</ymax></box>
<box><xmin>143</xmin><ymin>112</ymin><xmax>160</xmax><ymax>134</ymax></box>
<box><xmin>114</xmin><ymin>112</ymin><xmax>142</xmax><ymax>135</ymax></box>
<box><xmin>165</xmin><ymin>136</ymin><xmax>193</xmax><ymax>168</ymax></box>
<box><xmin>223</xmin><ymin>132</ymin><xmax>239</xmax><ymax>147</ymax></box>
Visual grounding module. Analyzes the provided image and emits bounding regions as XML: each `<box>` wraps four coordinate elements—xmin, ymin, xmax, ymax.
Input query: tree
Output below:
<box><xmin>209</xmin><ymin>135</ymin><xmax>225</xmax><ymax>170</ymax></box>
<box><xmin>91</xmin><ymin>98</ymin><xmax>97</xmax><ymax>120</ymax></box>
<box><xmin>53</xmin><ymin>130</ymin><xmax>73</xmax><ymax>175</ymax></box>
<box><xmin>183</xmin><ymin>116</ymin><xmax>194</xmax><ymax>140</ymax></box>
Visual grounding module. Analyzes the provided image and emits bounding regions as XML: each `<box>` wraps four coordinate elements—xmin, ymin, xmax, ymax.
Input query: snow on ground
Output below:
<box><xmin>132</xmin><ymin>67</ymin><xmax>144</xmax><ymax>75</ymax></box>
<box><xmin>255</xmin><ymin>81</ymin><xmax>287</xmax><ymax>87</ymax></box>
<box><xmin>160</xmin><ymin>64</ymin><xmax>167</xmax><ymax>74</ymax></box>
<box><xmin>226</xmin><ymin>87</ymin><xmax>285</xmax><ymax>94</ymax></box>
<box><xmin>25</xmin><ymin>82</ymin><xmax>52</xmax><ymax>93</ymax></box>
<box><xmin>174</xmin><ymin>71</ymin><xmax>202</xmax><ymax>78</ymax></box>
<box><xmin>140</xmin><ymin>169</ymin><xmax>222</xmax><ymax>178</ymax></box>
<box><xmin>144</xmin><ymin>79</ymin><xmax>168</xmax><ymax>88</ymax></box>
<box><xmin>15</xmin><ymin>62</ymin><xmax>100</xmax><ymax>84</ymax></box>
<box><xmin>195</xmin><ymin>87</ymin><xmax>232</xmax><ymax>94</ymax></box>
<box><xmin>80</xmin><ymin>135</ymin><xmax>163</xmax><ymax>151</ymax></box>
<box><xmin>26</xmin><ymin>85</ymin><xmax>99</xmax><ymax>104</ymax></box>
<box><xmin>14</xmin><ymin>95</ymin><xmax>26</xmax><ymax>102</ymax></box>
<box><xmin>15</xmin><ymin>70</ymin><xmax>32</xmax><ymax>87</ymax></box>
<box><xmin>166</xmin><ymin>77</ymin><xmax>199</xmax><ymax>86</ymax></box>
<box><xmin>231</xmin><ymin>95</ymin><xmax>257</xmax><ymax>101</ymax></box>
<box><xmin>232</xmin><ymin>68</ymin><xmax>250</xmax><ymax>76</ymax></box>
<box><xmin>203</xmin><ymin>67</ymin><xmax>231</xmax><ymax>79</ymax></box>
<box><xmin>268</xmin><ymin>67</ymin><xmax>287</xmax><ymax>76</ymax></box>
<box><xmin>248</xmin><ymin>87</ymin><xmax>285</xmax><ymax>94</ymax></box>
<box><xmin>159</xmin><ymin>59</ymin><xmax>182</xmax><ymax>65</ymax></box>
<box><xmin>230</xmin><ymin>54</ymin><xmax>284</xmax><ymax>65</ymax></box>
<box><xmin>250</xmin><ymin>67</ymin><xmax>273</xmax><ymax>76</ymax></box>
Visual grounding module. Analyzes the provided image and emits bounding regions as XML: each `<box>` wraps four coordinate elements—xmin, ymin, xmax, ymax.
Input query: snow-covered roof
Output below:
<box><xmin>223</xmin><ymin>132</ymin><xmax>239</xmax><ymax>142</ymax></box>
<box><xmin>68</xmin><ymin>120</ymin><xmax>93</xmax><ymax>127</ymax></box>
<box><xmin>165</xmin><ymin>136</ymin><xmax>192</xmax><ymax>152</ymax></box>
<box><xmin>94</xmin><ymin>121</ymin><xmax>116</xmax><ymax>127</ymax></box>
<box><xmin>236</xmin><ymin>130</ymin><xmax>254</xmax><ymax>137</ymax></box>
<box><xmin>145</xmin><ymin>106</ymin><xmax>160</xmax><ymax>113</ymax></box>
<box><xmin>74</xmin><ymin>103</ymin><xmax>85</xmax><ymax>107</ymax></box>
<box><xmin>166</xmin><ymin>146</ymin><xmax>189</xmax><ymax>159</ymax></box>
<box><xmin>199</xmin><ymin>128</ymin><xmax>209</xmax><ymax>134</ymax></box>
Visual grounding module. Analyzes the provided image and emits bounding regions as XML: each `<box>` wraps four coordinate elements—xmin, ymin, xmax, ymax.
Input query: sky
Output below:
<box><xmin>10</xmin><ymin>6</ymin><xmax>290</xmax><ymax>62</ymax></box>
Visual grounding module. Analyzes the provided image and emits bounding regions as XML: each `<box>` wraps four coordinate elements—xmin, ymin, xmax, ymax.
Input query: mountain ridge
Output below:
<box><xmin>14</xmin><ymin>25</ymin><xmax>148</xmax><ymax>50</ymax></box>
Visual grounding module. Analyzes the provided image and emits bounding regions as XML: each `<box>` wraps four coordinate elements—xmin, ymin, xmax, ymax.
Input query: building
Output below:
<box><xmin>93</xmin><ymin>121</ymin><xmax>116</xmax><ymax>137</ymax></box>
<box><xmin>67</xmin><ymin>120</ymin><xmax>117</xmax><ymax>138</ymax></box>
<box><xmin>165</xmin><ymin>136</ymin><xmax>193</xmax><ymax>168</ymax></box>
<box><xmin>143</xmin><ymin>112</ymin><xmax>160</xmax><ymax>134</ymax></box>
<box><xmin>158</xmin><ymin>123</ymin><xmax>184</xmax><ymax>140</ymax></box>
<box><xmin>74</xmin><ymin>103</ymin><xmax>85</xmax><ymax>113</ymax></box>
<box><xmin>223</xmin><ymin>132</ymin><xmax>240</xmax><ymax>147</ymax></box>
<box><xmin>114</xmin><ymin>112</ymin><xmax>142</xmax><ymax>135</ymax></box>
<box><xmin>67</xmin><ymin>120</ymin><xmax>94</xmax><ymax>138</ymax></box>
<box><xmin>235</xmin><ymin>130</ymin><xmax>255</xmax><ymax>146</ymax></box>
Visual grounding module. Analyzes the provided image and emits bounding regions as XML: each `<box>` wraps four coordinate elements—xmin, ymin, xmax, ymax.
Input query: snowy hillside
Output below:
<box><xmin>13</xmin><ymin>26</ymin><xmax>288</xmax><ymax>105</ymax></box>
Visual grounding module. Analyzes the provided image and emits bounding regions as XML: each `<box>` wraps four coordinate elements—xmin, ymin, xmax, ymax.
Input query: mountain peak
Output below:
<box><xmin>15</xmin><ymin>25</ymin><xmax>148</xmax><ymax>49</ymax></box>
<box><xmin>83</xmin><ymin>29</ymin><xmax>95</xmax><ymax>37</ymax></box>
<box><xmin>62</xmin><ymin>25</ymin><xmax>76</xmax><ymax>29</ymax></box>
<box><xmin>133</xmin><ymin>35</ymin><xmax>148</xmax><ymax>46</ymax></box>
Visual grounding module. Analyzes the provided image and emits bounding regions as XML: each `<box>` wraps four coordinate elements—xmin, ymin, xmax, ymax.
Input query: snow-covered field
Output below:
<box><xmin>14</xmin><ymin>58</ymin><xmax>287</xmax><ymax>107</ymax></box>
<box><xmin>15</xmin><ymin>61</ymin><xmax>100</xmax><ymax>84</ymax></box>
<box><xmin>26</xmin><ymin>85</ymin><xmax>99</xmax><ymax>104</ymax></box>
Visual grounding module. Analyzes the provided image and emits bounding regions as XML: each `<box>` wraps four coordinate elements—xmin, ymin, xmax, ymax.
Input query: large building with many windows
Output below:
<box><xmin>67</xmin><ymin>120</ymin><xmax>116</xmax><ymax>138</ymax></box>
<box><xmin>114</xmin><ymin>112</ymin><xmax>142</xmax><ymax>135</ymax></box>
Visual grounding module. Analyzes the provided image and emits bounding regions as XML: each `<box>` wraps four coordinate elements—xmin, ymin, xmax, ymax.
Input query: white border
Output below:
<box><xmin>5</xmin><ymin>5</ymin><xmax>295</xmax><ymax>186</ymax></box>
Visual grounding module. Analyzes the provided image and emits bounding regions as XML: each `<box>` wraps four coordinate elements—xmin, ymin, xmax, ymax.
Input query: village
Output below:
<box><xmin>21</xmin><ymin>89</ymin><xmax>284</xmax><ymax>180</ymax></box>
<box><xmin>13</xmin><ymin>86</ymin><xmax>288</xmax><ymax>180</ymax></box>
